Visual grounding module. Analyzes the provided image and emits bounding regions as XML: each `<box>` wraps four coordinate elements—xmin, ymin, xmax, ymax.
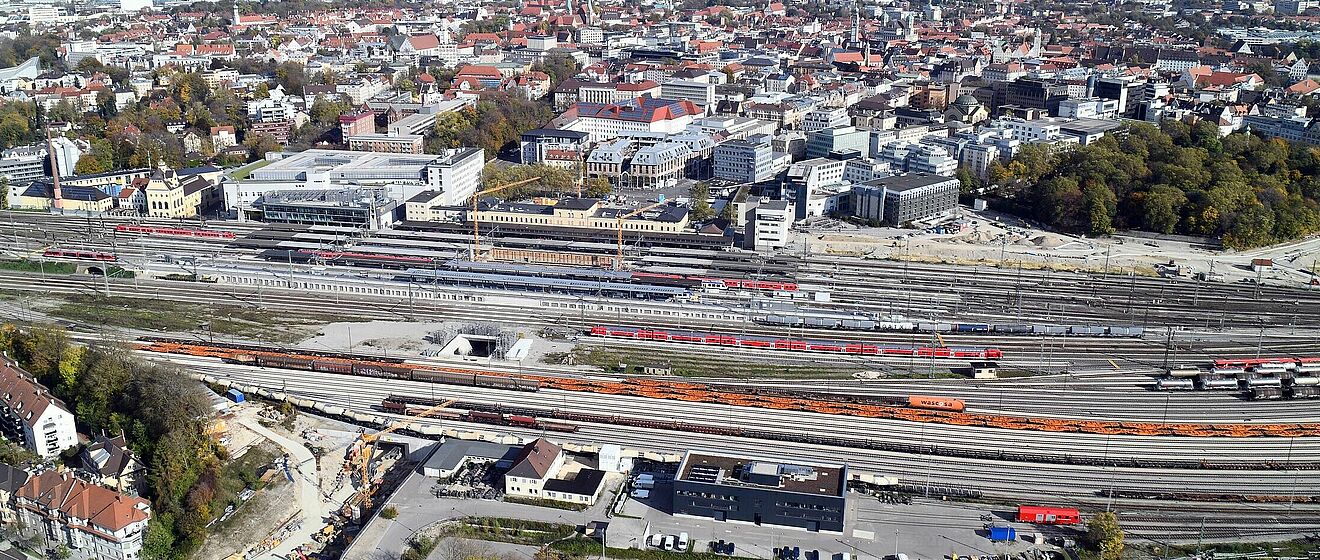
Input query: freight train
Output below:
<box><xmin>114</xmin><ymin>224</ymin><xmax>236</xmax><ymax>239</ymax></box>
<box><xmin>380</xmin><ymin>396</ymin><xmax>578</xmax><ymax>432</ymax></box>
<box><xmin>588</xmin><ymin>326</ymin><xmax>1004</xmax><ymax>360</ymax></box>
<box><xmin>367</xmin><ymin>395</ymin><xmax>1316</xmax><ymax>472</ymax></box>
<box><xmin>1154</xmin><ymin>357</ymin><xmax>1320</xmax><ymax>400</ymax></box>
<box><xmin>756</xmin><ymin>314</ymin><xmax>1144</xmax><ymax>338</ymax></box>
<box><xmin>224</xmin><ymin>353</ymin><xmax>541</xmax><ymax>391</ymax></box>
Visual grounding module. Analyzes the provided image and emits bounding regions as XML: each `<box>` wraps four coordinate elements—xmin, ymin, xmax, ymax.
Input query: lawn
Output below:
<box><xmin>556</xmin><ymin>345</ymin><xmax>964</xmax><ymax>379</ymax></box>
<box><xmin>48</xmin><ymin>294</ymin><xmax>330</xmax><ymax>344</ymax></box>
<box><xmin>0</xmin><ymin>259</ymin><xmax>76</xmax><ymax>274</ymax></box>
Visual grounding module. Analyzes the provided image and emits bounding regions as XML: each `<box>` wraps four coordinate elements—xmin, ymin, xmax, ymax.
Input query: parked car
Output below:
<box><xmin>631</xmin><ymin>489</ymin><xmax>650</xmax><ymax>500</ymax></box>
<box><xmin>677</xmin><ymin>532</ymin><xmax>689</xmax><ymax>551</ymax></box>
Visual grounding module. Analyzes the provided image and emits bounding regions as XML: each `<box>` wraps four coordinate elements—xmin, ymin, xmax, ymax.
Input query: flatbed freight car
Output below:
<box><xmin>380</xmin><ymin>397</ymin><xmax>578</xmax><ymax>432</ymax></box>
<box><xmin>588</xmin><ymin>326</ymin><xmax>1004</xmax><ymax>360</ymax></box>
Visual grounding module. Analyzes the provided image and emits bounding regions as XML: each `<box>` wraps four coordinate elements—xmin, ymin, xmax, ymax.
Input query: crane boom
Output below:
<box><xmin>471</xmin><ymin>177</ymin><xmax>541</xmax><ymax>261</ymax></box>
<box><xmin>358</xmin><ymin>399</ymin><xmax>457</xmax><ymax>489</ymax></box>
<box><xmin>615</xmin><ymin>198</ymin><xmax>668</xmax><ymax>270</ymax></box>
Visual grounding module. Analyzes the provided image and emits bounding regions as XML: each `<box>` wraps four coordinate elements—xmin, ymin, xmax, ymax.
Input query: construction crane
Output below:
<box><xmin>615</xmin><ymin>196</ymin><xmax>668</xmax><ymax>270</ymax></box>
<box><xmin>469</xmin><ymin>177</ymin><xmax>541</xmax><ymax>261</ymax></box>
<box><xmin>352</xmin><ymin>399</ymin><xmax>457</xmax><ymax>508</ymax></box>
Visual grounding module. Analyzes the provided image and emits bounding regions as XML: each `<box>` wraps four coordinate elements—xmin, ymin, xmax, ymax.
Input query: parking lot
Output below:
<box><xmin>606</xmin><ymin>470</ymin><xmax>1072</xmax><ymax>560</ymax></box>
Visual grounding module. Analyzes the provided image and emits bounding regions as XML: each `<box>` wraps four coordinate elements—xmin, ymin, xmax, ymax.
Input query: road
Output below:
<box><xmin>238</xmin><ymin>417</ymin><xmax>326</xmax><ymax>560</ymax></box>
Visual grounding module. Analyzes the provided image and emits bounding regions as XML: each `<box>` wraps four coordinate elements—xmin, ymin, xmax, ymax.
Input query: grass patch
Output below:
<box><xmin>558</xmin><ymin>345</ymin><xmax>965</xmax><ymax>379</ymax></box>
<box><xmin>0</xmin><ymin>259</ymin><xmax>76</xmax><ymax>274</ymax></box>
<box><xmin>47</xmin><ymin>294</ymin><xmax>328</xmax><ymax>344</ymax></box>
<box><xmin>443</xmin><ymin>517</ymin><xmax>578</xmax><ymax>546</ymax></box>
<box><xmin>228</xmin><ymin>158</ymin><xmax>274</xmax><ymax>181</ymax></box>
<box><xmin>552</xmin><ymin>537</ymin><xmax>740</xmax><ymax>560</ymax></box>
<box><xmin>504</xmin><ymin>495</ymin><xmax>590</xmax><ymax>511</ymax></box>
<box><xmin>207</xmin><ymin>443</ymin><xmax>281</xmax><ymax>532</ymax></box>
<box><xmin>1192</xmin><ymin>538</ymin><xmax>1320</xmax><ymax>556</ymax></box>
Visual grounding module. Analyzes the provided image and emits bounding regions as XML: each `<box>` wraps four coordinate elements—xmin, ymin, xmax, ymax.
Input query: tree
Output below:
<box><xmin>583</xmin><ymin>176</ymin><xmax>611</xmax><ymax>198</ymax></box>
<box><xmin>956</xmin><ymin>166</ymin><xmax>980</xmax><ymax>197</ymax></box>
<box><xmin>74</xmin><ymin>153</ymin><xmax>108</xmax><ymax>175</ymax></box>
<box><xmin>0</xmin><ymin>176</ymin><xmax>7</xmax><ymax>210</ymax></box>
<box><xmin>96</xmin><ymin>89</ymin><xmax>118</xmax><ymax>120</ymax></box>
<box><xmin>253</xmin><ymin>82</ymin><xmax>270</xmax><ymax>99</ymax></box>
<box><xmin>1086</xmin><ymin>511</ymin><xmax>1124</xmax><ymax>560</ymax></box>
<box><xmin>689</xmin><ymin>182</ymin><xmax>714</xmax><ymax>221</ymax></box>
<box><xmin>1081</xmin><ymin>180</ymin><xmax>1117</xmax><ymax>235</ymax></box>
<box><xmin>242</xmin><ymin>133</ymin><xmax>281</xmax><ymax>161</ymax></box>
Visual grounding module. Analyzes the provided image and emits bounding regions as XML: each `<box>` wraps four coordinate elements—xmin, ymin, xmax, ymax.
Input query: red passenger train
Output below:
<box><xmin>588</xmin><ymin>326</ymin><xmax>1004</xmax><ymax>360</ymax></box>
<box><xmin>42</xmin><ymin>249</ymin><xmax>117</xmax><ymax>261</ymax></box>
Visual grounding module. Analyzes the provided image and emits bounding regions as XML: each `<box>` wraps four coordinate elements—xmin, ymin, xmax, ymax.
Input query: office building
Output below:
<box><xmin>256</xmin><ymin>188</ymin><xmax>399</xmax><ymax>230</ymax></box>
<box><xmin>566</xmin><ymin>96</ymin><xmax>701</xmax><ymax>142</ymax></box>
<box><xmin>713</xmin><ymin>135</ymin><xmax>784</xmax><ymax>183</ymax></box>
<box><xmin>857</xmin><ymin>173</ymin><xmax>960</xmax><ymax>225</ymax></box>
<box><xmin>347</xmin><ymin>134</ymin><xmax>425</xmax><ymax>154</ymax></box>
<box><xmin>806</xmin><ymin>126</ymin><xmax>868</xmax><ymax>159</ymax></box>
<box><xmin>802</xmin><ymin>107</ymin><xmax>850</xmax><ymax>132</ymax></box>
<box><xmin>660</xmin><ymin>80</ymin><xmax>716</xmax><ymax>107</ymax></box>
<box><xmin>520</xmin><ymin>128</ymin><xmax>591</xmax><ymax>167</ymax></box>
<box><xmin>744</xmin><ymin>200</ymin><xmax>792</xmax><ymax>251</ymax></box>
<box><xmin>673</xmin><ymin>450</ymin><xmax>847</xmax><ymax>532</ymax></box>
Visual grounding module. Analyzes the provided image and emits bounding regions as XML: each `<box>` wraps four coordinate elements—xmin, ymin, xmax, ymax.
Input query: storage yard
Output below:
<box><xmin>2</xmin><ymin>212</ymin><xmax>1320</xmax><ymax>548</ymax></box>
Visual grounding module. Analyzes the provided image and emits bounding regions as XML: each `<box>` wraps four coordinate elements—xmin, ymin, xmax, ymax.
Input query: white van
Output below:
<box><xmin>631</xmin><ymin>489</ymin><xmax>650</xmax><ymax>500</ymax></box>
<box><xmin>662</xmin><ymin>535</ymin><xmax>677</xmax><ymax>551</ymax></box>
<box><xmin>678</xmin><ymin>533</ymin><xmax>690</xmax><ymax>551</ymax></box>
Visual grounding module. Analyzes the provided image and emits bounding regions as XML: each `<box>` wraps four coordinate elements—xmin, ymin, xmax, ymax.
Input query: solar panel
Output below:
<box><xmin>688</xmin><ymin>465</ymin><xmax>721</xmax><ymax>484</ymax></box>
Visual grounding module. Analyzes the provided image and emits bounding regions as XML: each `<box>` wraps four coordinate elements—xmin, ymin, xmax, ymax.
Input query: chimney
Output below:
<box><xmin>45</xmin><ymin>127</ymin><xmax>63</xmax><ymax>211</ymax></box>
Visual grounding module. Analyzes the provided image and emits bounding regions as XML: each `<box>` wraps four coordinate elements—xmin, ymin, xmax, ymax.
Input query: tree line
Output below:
<box><xmin>989</xmin><ymin>121</ymin><xmax>1320</xmax><ymax>249</ymax></box>
<box><xmin>0</xmin><ymin>324</ymin><xmax>222</xmax><ymax>560</ymax></box>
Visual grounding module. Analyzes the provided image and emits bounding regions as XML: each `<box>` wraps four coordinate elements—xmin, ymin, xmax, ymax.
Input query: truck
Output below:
<box><xmin>988</xmin><ymin>526</ymin><xmax>1017</xmax><ymax>542</ymax></box>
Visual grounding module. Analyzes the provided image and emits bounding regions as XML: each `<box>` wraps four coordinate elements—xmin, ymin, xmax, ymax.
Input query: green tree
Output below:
<box><xmin>1087</xmin><ymin>511</ymin><xmax>1124</xmax><ymax>560</ymax></box>
<box><xmin>1137</xmin><ymin>185</ymin><xmax>1186</xmax><ymax>234</ymax></box>
<box><xmin>689</xmin><ymin>182</ymin><xmax>714</xmax><ymax>221</ymax></box>
<box><xmin>242</xmin><ymin>133</ymin><xmax>281</xmax><ymax>161</ymax></box>
<box><xmin>253</xmin><ymin>82</ymin><xmax>270</xmax><ymax>99</ymax></box>
<box><xmin>74</xmin><ymin>153</ymin><xmax>108</xmax><ymax>175</ymax></box>
<box><xmin>1082</xmin><ymin>181</ymin><xmax>1117</xmax><ymax>235</ymax></box>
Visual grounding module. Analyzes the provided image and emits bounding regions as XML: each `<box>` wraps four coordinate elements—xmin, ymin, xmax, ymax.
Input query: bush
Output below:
<box><xmin>380</xmin><ymin>506</ymin><xmax>398</xmax><ymax>520</ymax></box>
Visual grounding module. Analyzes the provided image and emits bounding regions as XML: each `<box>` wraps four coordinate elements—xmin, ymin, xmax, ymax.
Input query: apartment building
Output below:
<box><xmin>0</xmin><ymin>362</ymin><xmax>77</xmax><ymax>459</ymax></box>
<box><xmin>15</xmin><ymin>470</ymin><xmax>151</xmax><ymax>560</ymax></box>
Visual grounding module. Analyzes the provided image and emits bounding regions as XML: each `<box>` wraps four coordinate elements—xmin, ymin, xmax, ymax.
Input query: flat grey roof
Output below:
<box><xmin>421</xmin><ymin>439</ymin><xmax>521</xmax><ymax>475</ymax></box>
<box><xmin>865</xmin><ymin>172</ymin><xmax>957</xmax><ymax>192</ymax></box>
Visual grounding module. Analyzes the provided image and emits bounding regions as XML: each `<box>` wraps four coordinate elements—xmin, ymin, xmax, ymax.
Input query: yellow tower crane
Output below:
<box><xmin>614</xmin><ymin>196</ymin><xmax>668</xmax><ymax>270</ymax></box>
<box><xmin>469</xmin><ymin>177</ymin><xmax>541</xmax><ymax>261</ymax></box>
<box><xmin>354</xmin><ymin>399</ymin><xmax>457</xmax><ymax>508</ymax></box>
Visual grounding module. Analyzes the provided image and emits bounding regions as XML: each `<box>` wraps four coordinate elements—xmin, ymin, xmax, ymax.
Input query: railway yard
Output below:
<box><xmin>3</xmin><ymin>211</ymin><xmax>1320</xmax><ymax>551</ymax></box>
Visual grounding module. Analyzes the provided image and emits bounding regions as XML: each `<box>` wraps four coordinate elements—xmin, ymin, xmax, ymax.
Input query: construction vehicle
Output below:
<box><xmin>469</xmin><ymin>177</ymin><xmax>541</xmax><ymax>261</ymax></box>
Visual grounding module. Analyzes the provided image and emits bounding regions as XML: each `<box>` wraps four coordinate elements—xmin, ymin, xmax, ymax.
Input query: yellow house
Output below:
<box><xmin>145</xmin><ymin>167</ymin><xmax>215</xmax><ymax>218</ymax></box>
<box><xmin>10</xmin><ymin>182</ymin><xmax>114</xmax><ymax>213</ymax></box>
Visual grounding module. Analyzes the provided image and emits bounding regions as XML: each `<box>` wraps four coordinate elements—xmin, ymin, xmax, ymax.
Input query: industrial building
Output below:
<box><xmin>672</xmin><ymin>450</ymin><xmax>848</xmax><ymax>533</ymax></box>
<box><xmin>853</xmin><ymin>173</ymin><xmax>960</xmax><ymax>225</ymax></box>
